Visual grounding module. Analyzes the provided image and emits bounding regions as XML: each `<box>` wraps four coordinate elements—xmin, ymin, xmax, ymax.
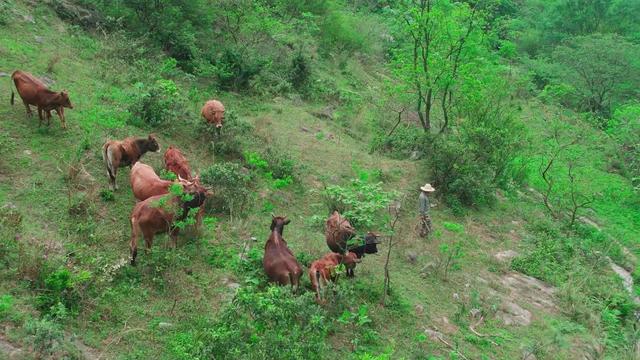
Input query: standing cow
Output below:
<box><xmin>102</xmin><ymin>135</ymin><xmax>160</xmax><ymax>190</ymax></box>
<box><xmin>10</xmin><ymin>70</ymin><xmax>73</xmax><ymax>128</ymax></box>
<box><xmin>163</xmin><ymin>146</ymin><xmax>209</xmax><ymax>227</ymax></box>
<box><xmin>129</xmin><ymin>188</ymin><xmax>207</xmax><ymax>265</ymax></box>
<box><xmin>309</xmin><ymin>252</ymin><xmax>360</xmax><ymax>303</ymax></box>
<box><xmin>325</xmin><ymin>211</ymin><xmax>357</xmax><ymax>253</ymax></box>
<box><xmin>201</xmin><ymin>99</ymin><xmax>225</xmax><ymax>135</ymax></box>
<box><xmin>263</xmin><ymin>216</ymin><xmax>303</xmax><ymax>291</ymax></box>
<box><xmin>164</xmin><ymin>146</ymin><xmax>193</xmax><ymax>180</ymax></box>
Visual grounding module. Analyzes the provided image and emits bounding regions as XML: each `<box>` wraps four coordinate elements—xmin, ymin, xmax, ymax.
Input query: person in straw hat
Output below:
<box><xmin>418</xmin><ymin>183</ymin><xmax>435</xmax><ymax>237</ymax></box>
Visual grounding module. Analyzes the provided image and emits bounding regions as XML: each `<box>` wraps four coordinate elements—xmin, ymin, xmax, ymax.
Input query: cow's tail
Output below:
<box><xmin>314</xmin><ymin>270</ymin><xmax>322</xmax><ymax>302</ymax></box>
<box><xmin>102</xmin><ymin>143</ymin><xmax>115</xmax><ymax>180</ymax></box>
<box><xmin>130</xmin><ymin>216</ymin><xmax>139</xmax><ymax>265</ymax></box>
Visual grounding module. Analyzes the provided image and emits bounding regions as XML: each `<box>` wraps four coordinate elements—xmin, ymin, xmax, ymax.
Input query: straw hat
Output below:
<box><xmin>420</xmin><ymin>183</ymin><xmax>435</xmax><ymax>192</ymax></box>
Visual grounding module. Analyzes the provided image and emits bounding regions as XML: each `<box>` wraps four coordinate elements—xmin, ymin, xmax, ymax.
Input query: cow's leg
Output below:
<box><xmin>46</xmin><ymin>110</ymin><xmax>52</xmax><ymax>127</ymax></box>
<box><xmin>37</xmin><ymin>107</ymin><xmax>43</xmax><ymax>126</ymax></box>
<box><xmin>57</xmin><ymin>107</ymin><xmax>66</xmax><ymax>129</ymax></box>
<box><xmin>23</xmin><ymin>101</ymin><xmax>33</xmax><ymax>118</ymax></box>
<box><xmin>109</xmin><ymin>168</ymin><xmax>118</xmax><ymax>191</ymax></box>
<box><xmin>130</xmin><ymin>218</ymin><xmax>139</xmax><ymax>265</ymax></box>
<box><xmin>195</xmin><ymin>206</ymin><xmax>205</xmax><ymax>231</ymax></box>
<box><xmin>169</xmin><ymin>227</ymin><xmax>179</xmax><ymax>248</ymax></box>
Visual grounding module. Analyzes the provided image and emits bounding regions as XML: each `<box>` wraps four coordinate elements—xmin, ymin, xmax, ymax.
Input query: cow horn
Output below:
<box><xmin>271</xmin><ymin>213</ymin><xmax>276</xmax><ymax>219</ymax></box>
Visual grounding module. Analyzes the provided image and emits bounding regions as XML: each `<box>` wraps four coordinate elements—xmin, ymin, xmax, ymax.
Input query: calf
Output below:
<box><xmin>164</xmin><ymin>146</ymin><xmax>192</xmax><ymax>180</ymax></box>
<box><xmin>201</xmin><ymin>99</ymin><xmax>225</xmax><ymax>135</ymax></box>
<box><xmin>263</xmin><ymin>216</ymin><xmax>303</xmax><ymax>291</ymax></box>
<box><xmin>102</xmin><ymin>134</ymin><xmax>160</xmax><ymax>190</ymax></box>
<box><xmin>325</xmin><ymin>210</ymin><xmax>356</xmax><ymax>253</ymax></box>
<box><xmin>11</xmin><ymin>70</ymin><xmax>73</xmax><ymax>128</ymax></box>
<box><xmin>309</xmin><ymin>252</ymin><xmax>360</xmax><ymax>303</ymax></box>
<box><xmin>129</xmin><ymin>189</ymin><xmax>207</xmax><ymax>265</ymax></box>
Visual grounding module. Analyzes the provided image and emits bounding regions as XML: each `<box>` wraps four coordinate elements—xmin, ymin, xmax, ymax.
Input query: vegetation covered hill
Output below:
<box><xmin>0</xmin><ymin>0</ymin><xmax>638</xmax><ymax>359</ymax></box>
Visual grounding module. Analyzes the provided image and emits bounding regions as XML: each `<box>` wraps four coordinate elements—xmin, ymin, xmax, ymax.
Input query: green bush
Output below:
<box><xmin>172</xmin><ymin>286</ymin><xmax>329</xmax><ymax>359</ymax></box>
<box><xmin>0</xmin><ymin>294</ymin><xmax>14</xmax><ymax>320</ymax></box>
<box><xmin>200</xmin><ymin>162</ymin><xmax>252</xmax><ymax>218</ymax></box>
<box><xmin>25</xmin><ymin>316</ymin><xmax>65</xmax><ymax>356</ymax></box>
<box><xmin>370</xmin><ymin>125</ymin><xmax>426</xmax><ymax>159</ymax></box>
<box><xmin>36</xmin><ymin>267</ymin><xmax>92</xmax><ymax>315</ymax></box>
<box><xmin>427</xmin><ymin>101</ymin><xmax>525</xmax><ymax>207</ymax></box>
<box><xmin>323</xmin><ymin>177</ymin><xmax>397</xmax><ymax>230</ymax></box>
<box><xmin>128</xmin><ymin>80</ymin><xmax>183</xmax><ymax>127</ymax></box>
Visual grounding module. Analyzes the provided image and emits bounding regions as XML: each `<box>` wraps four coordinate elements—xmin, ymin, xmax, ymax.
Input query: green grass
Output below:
<box><xmin>0</xmin><ymin>1</ymin><xmax>637</xmax><ymax>359</ymax></box>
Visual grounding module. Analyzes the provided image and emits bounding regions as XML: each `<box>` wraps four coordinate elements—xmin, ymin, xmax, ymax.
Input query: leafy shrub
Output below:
<box><xmin>0</xmin><ymin>294</ymin><xmax>14</xmax><ymax>320</ymax></box>
<box><xmin>370</xmin><ymin>125</ymin><xmax>426</xmax><ymax>159</ymax></box>
<box><xmin>323</xmin><ymin>177</ymin><xmax>397</xmax><ymax>230</ymax></box>
<box><xmin>99</xmin><ymin>189</ymin><xmax>115</xmax><ymax>202</ymax></box>
<box><xmin>214</xmin><ymin>47</ymin><xmax>265</xmax><ymax>91</ymax></box>
<box><xmin>37</xmin><ymin>267</ymin><xmax>92</xmax><ymax>315</ymax></box>
<box><xmin>200</xmin><ymin>162</ymin><xmax>252</xmax><ymax>218</ymax></box>
<box><xmin>25</xmin><ymin>316</ymin><xmax>65</xmax><ymax>356</ymax></box>
<box><xmin>128</xmin><ymin>80</ymin><xmax>182</xmax><ymax>127</ymax></box>
<box><xmin>428</xmin><ymin>100</ymin><xmax>525</xmax><ymax>207</ymax></box>
<box><xmin>173</xmin><ymin>286</ymin><xmax>329</xmax><ymax>359</ymax></box>
<box><xmin>290</xmin><ymin>52</ymin><xmax>311</xmax><ymax>92</ymax></box>
<box><xmin>243</xmin><ymin>148</ymin><xmax>297</xmax><ymax>189</ymax></box>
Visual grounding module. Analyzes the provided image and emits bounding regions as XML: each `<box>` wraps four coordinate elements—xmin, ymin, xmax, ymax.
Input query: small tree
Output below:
<box><xmin>538</xmin><ymin>123</ymin><xmax>598</xmax><ymax>227</ymax></box>
<box><xmin>550</xmin><ymin>34</ymin><xmax>640</xmax><ymax>118</ymax></box>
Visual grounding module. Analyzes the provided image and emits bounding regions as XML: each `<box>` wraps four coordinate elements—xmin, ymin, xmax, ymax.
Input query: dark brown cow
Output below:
<box><xmin>102</xmin><ymin>135</ymin><xmax>160</xmax><ymax>190</ymax></box>
<box><xmin>263</xmin><ymin>216</ymin><xmax>303</xmax><ymax>290</ymax></box>
<box><xmin>201</xmin><ymin>99</ymin><xmax>225</xmax><ymax>135</ymax></box>
<box><xmin>325</xmin><ymin>210</ymin><xmax>356</xmax><ymax>253</ymax></box>
<box><xmin>164</xmin><ymin>146</ymin><xmax>192</xmax><ymax>180</ymax></box>
<box><xmin>10</xmin><ymin>70</ymin><xmax>73</xmax><ymax>128</ymax></box>
<box><xmin>129</xmin><ymin>189</ymin><xmax>207</xmax><ymax>265</ymax></box>
<box><xmin>325</xmin><ymin>211</ymin><xmax>380</xmax><ymax>259</ymax></box>
<box><xmin>309</xmin><ymin>252</ymin><xmax>360</xmax><ymax>303</ymax></box>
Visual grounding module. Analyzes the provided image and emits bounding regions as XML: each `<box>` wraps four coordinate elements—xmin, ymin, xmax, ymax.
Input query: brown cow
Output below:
<box><xmin>10</xmin><ymin>70</ymin><xmax>73</xmax><ymax>128</ymax></box>
<box><xmin>102</xmin><ymin>135</ymin><xmax>160</xmax><ymax>190</ymax></box>
<box><xmin>201</xmin><ymin>99</ymin><xmax>225</xmax><ymax>135</ymax></box>
<box><xmin>309</xmin><ymin>252</ymin><xmax>360</xmax><ymax>303</ymax></box>
<box><xmin>162</xmin><ymin>146</ymin><xmax>210</xmax><ymax>226</ymax></box>
<box><xmin>164</xmin><ymin>146</ymin><xmax>192</xmax><ymax>180</ymax></box>
<box><xmin>325</xmin><ymin>211</ymin><xmax>380</xmax><ymax>259</ymax></box>
<box><xmin>263</xmin><ymin>216</ymin><xmax>303</xmax><ymax>291</ymax></box>
<box><xmin>325</xmin><ymin>210</ymin><xmax>357</xmax><ymax>253</ymax></box>
<box><xmin>129</xmin><ymin>188</ymin><xmax>207</xmax><ymax>265</ymax></box>
<box><xmin>130</xmin><ymin>162</ymin><xmax>208</xmax><ymax>227</ymax></box>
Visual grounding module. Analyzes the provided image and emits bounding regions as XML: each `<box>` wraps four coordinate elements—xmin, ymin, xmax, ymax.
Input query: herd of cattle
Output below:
<box><xmin>9</xmin><ymin>70</ymin><xmax>380</xmax><ymax>302</ymax></box>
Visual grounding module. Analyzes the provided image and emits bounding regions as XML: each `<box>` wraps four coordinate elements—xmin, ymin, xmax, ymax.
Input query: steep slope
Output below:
<box><xmin>0</xmin><ymin>2</ymin><xmax>637</xmax><ymax>359</ymax></box>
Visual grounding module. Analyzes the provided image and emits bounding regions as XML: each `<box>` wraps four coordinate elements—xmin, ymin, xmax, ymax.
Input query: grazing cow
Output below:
<box><xmin>325</xmin><ymin>211</ymin><xmax>380</xmax><ymax>259</ymax></box>
<box><xmin>309</xmin><ymin>252</ymin><xmax>360</xmax><ymax>303</ymax></box>
<box><xmin>325</xmin><ymin>210</ymin><xmax>357</xmax><ymax>253</ymax></box>
<box><xmin>201</xmin><ymin>99</ymin><xmax>225</xmax><ymax>135</ymax></box>
<box><xmin>349</xmin><ymin>232</ymin><xmax>380</xmax><ymax>259</ymax></box>
<box><xmin>164</xmin><ymin>146</ymin><xmax>192</xmax><ymax>180</ymax></box>
<box><xmin>263</xmin><ymin>216</ymin><xmax>303</xmax><ymax>290</ymax></box>
<box><xmin>162</xmin><ymin>147</ymin><xmax>210</xmax><ymax>226</ymax></box>
<box><xmin>10</xmin><ymin>70</ymin><xmax>73</xmax><ymax>128</ymax></box>
<box><xmin>102</xmin><ymin>135</ymin><xmax>160</xmax><ymax>190</ymax></box>
<box><xmin>130</xmin><ymin>162</ymin><xmax>208</xmax><ymax>227</ymax></box>
<box><xmin>129</xmin><ymin>189</ymin><xmax>207</xmax><ymax>265</ymax></box>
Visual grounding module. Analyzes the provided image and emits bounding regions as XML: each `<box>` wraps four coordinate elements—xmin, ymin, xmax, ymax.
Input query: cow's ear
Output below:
<box><xmin>284</xmin><ymin>218</ymin><xmax>291</xmax><ymax>225</ymax></box>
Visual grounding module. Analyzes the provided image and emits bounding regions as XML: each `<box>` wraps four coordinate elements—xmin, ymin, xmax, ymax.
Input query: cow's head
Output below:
<box><xmin>270</xmin><ymin>215</ymin><xmax>291</xmax><ymax>234</ymax></box>
<box><xmin>59</xmin><ymin>90</ymin><xmax>73</xmax><ymax>109</ymax></box>
<box><xmin>213</xmin><ymin>110</ymin><xmax>224</xmax><ymax>135</ymax></box>
<box><xmin>349</xmin><ymin>232</ymin><xmax>381</xmax><ymax>258</ymax></box>
<box><xmin>147</xmin><ymin>134</ymin><xmax>160</xmax><ymax>152</ymax></box>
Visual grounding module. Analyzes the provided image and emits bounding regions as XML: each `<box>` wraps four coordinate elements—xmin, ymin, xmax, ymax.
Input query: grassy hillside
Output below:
<box><xmin>0</xmin><ymin>1</ymin><xmax>638</xmax><ymax>359</ymax></box>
